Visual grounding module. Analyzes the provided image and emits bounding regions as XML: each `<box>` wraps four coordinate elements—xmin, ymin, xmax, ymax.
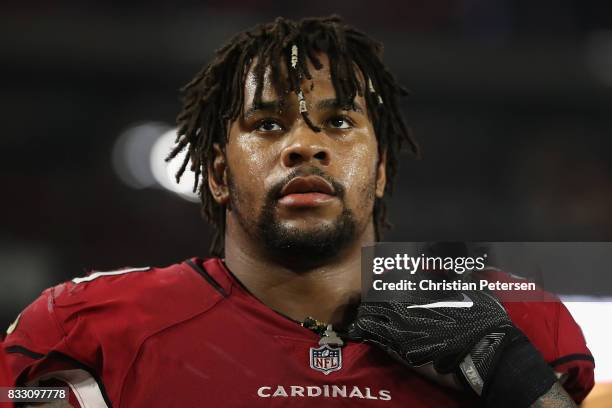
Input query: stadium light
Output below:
<box><xmin>112</xmin><ymin>122</ymin><xmax>171</xmax><ymax>189</ymax></box>
<box><xmin>112</xmin><ymin>122</ymin><xmax>199</xmax><ymax>202</ymax></box>
<box><xmin>150</xmin><ymin>128</ymin><xmax>199</xmax><ymax>202</ymax></box>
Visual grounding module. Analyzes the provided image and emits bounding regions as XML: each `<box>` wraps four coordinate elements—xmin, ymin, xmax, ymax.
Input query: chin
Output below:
<box><xmin>259</xmin><ymin>217</ymin><xmax>357</xmax><ymax>266</ymax></box>
<box><xmin>276</xmin><ymin>217</ymin><xmax>338</xmax><ymax>232</ymax></box>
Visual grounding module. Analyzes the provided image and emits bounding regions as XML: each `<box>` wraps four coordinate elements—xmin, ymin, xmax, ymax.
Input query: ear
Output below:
<box><xmin>207</xmin><ymin>143</ymin><xmax>230</xmax><ymax>205</ymax></box>
<box><xmin>375</xmin><ymin>149</ymin><xmax>387</xmax><ymax>199</ymax></box>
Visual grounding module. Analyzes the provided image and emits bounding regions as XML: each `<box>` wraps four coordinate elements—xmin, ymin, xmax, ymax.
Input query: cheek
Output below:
<box><xmin>227</xmin><ymin>134</ymin><xmax>275</xmax><ymax>204</ymax></box>
<box><xmin>233</xmin><ymin>136</ymin><xmax>268</xmax><ymax>168</ymax></box>
<box><xmin>337</xmin><ymin>139</ymin><xmax>378</xmax><ymax>210</ymax></box>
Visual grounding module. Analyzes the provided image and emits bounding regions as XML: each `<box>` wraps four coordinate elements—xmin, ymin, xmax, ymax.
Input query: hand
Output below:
<box><xmin>348</xmin><ymin>287</ymin><xmax>557</xmax><ymax>407</ymax></box>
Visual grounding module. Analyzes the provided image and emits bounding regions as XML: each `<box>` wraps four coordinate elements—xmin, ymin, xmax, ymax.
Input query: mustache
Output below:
<box><xmin>266</xmin><ymin>167</ymin><xmax>346</xmax><ymax>202</ymax></box>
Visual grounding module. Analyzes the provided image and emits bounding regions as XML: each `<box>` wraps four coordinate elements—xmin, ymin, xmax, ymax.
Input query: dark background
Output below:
<box><xmin>2</xmin><ymin>0</ymin><xmax>612</xmax><ymax>330</ymax></box>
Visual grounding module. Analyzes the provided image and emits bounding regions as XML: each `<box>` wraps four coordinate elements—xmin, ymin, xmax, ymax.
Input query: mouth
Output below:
<box><xmin>278</xmin><ymin>176</ymin><xmax>336</xmax><ymax>207</ymax></box>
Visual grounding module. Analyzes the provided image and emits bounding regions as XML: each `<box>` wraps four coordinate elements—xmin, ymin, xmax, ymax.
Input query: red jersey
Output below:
<box><xmin>3</xmin><ymin>258</ymin><xmax>594</xmax><ymax>407</ymax></box>
<box><xmin>0</xmin><ymin>342</ymin><xmax>13</xmax><ymax>408</ymax></box>
<box><xmin>0</xmin><ymin>343</ymin><xmax>11</xmax><ymax>387</ymax></box>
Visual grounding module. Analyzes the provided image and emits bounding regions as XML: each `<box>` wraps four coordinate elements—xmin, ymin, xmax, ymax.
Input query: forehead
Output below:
<box><xmin>243</xmin><ymin>53</ymin><xmax>366</xmax><ymax>106</ymax></box>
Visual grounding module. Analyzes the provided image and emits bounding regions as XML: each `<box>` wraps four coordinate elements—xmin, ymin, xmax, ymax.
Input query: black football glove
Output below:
<box><xmin>347</xmin><ymin>288</ymin><xmax>557</xmax><ymax>408</ymax></box>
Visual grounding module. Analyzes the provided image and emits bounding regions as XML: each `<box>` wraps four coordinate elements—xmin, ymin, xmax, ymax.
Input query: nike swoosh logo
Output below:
<box><xmin>406</xmin><ymin>293</ymin><xmax>474</xmax><ymax>309</ymax></box>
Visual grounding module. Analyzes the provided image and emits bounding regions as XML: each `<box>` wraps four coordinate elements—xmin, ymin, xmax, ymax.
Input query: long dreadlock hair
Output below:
<box><xmin>166</xmin><ymin>15</ymin><xmax>419</xmax><ymax>257</ymax></box>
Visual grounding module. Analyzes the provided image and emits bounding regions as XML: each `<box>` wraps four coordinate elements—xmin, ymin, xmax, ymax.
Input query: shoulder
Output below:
<box><xmin>3</xmin><ymin>257</ymin><xmax>228</xmax><ymax>386</ymax></box>
<box><xmin>65</xmin><ymin>260</ymin><xmax>209</xmax><ymax>304</ymax></box>
<box><xmin>6</xmin><ymin>258</ymin><xmax>228</xmax><ymax>344</ymax></box>
<box><xmin>474</xmin><ymin>268</ymin><xmax>592</xmax><ymax>358</ymax></box>
<box><xmin>475</xmin><ymin>268</ymin><xmax>595</xmax><ymax>403</ymax></box>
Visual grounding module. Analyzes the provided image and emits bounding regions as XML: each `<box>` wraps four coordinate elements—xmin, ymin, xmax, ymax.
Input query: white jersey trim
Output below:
<box><xmin>72</xmin><ymin>267</ymin><xmax>150</xmax><ymax>284</ymax></box>
<box><xmin>29</xmin><ymin>368</ymin><xmax>109</xmax><ymax>408</ymax></box>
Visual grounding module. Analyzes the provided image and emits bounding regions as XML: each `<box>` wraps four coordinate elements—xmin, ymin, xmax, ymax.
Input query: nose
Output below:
<box><xmin>280</xmin><ymin>127</ymin><xmax>331</xmax><ymax>168</ymax></box>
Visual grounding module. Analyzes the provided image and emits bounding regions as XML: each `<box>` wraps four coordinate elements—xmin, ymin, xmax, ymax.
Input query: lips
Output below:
<box><xmin>278</xmin><ymin>176</ymin><xmax>336</xmax><ymax>207</ymax></box>
<box><xmin>279</xmin><ymin>176</ymin><xmax>335</xmax><ymax>197</ymax></box>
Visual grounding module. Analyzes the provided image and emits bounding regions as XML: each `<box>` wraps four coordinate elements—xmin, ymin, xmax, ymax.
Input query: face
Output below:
<box><xmin>210</xmin><ymin>54</ymin><xmax>386</xmax><ymax>263</ymax></box>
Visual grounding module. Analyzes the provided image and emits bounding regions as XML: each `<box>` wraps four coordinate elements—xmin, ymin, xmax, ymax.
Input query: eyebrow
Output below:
<box><xmin>243</xmin><ymin>101</ymin><xmax>283</xmax><ymax>120</ymax></box>
<box><xmin>243</xmin><ymin>98</ymin><xmax>364</xmax><ymax>120</ymax></box>
<box><xmin>314</xmin><ymin>98</ymin><xmax>364</xmax><ymax>114</ymax></box>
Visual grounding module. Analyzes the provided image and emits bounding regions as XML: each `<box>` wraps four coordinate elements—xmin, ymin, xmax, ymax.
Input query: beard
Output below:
<box><xmin>228</xmin><ymin>166</ymin><xmax>359</xmax><ymax>267</ymax></box>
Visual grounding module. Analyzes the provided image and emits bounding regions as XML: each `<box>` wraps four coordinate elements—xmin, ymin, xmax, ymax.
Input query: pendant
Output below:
<box><xmin>309</xmin><ymin>325</ymin><xmax>343</xmax><ymax>375</ymax></box>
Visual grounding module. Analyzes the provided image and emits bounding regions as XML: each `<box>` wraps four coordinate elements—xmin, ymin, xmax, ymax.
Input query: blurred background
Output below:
<box><xmin>1</xmin><ymin>0</ymin><xmax>611</xmax><ymax>399</ymax></box>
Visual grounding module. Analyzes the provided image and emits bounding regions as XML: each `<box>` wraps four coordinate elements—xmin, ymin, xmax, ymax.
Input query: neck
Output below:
<box><xmin>223</xmin><ymin>215</ymin><xmax>374</xmax><ymax>329</ymax></box>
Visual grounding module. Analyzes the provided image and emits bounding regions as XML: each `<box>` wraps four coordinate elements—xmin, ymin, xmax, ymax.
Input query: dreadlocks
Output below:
<box><xmin>166</xmin><ymin>15</ymin><xmax>419</xmax><ymax>256</ymax></box>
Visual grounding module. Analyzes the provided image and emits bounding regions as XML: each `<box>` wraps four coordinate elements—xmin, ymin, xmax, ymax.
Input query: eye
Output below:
<box><xmin>326</xmin><ymin>116</ymin><xmax>353</xmax><ymax>129</ymax></box>
<box><xmin>256</xmin><ymin>119</ymin><xmax>283</xmax><ymax>132</ymax></box>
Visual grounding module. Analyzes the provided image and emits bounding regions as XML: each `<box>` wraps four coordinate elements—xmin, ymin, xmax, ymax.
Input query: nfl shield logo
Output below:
<box><xmin>309</xmin><ymin>345</ymin><xmax>342</xmax><ymax>375</ymax></box>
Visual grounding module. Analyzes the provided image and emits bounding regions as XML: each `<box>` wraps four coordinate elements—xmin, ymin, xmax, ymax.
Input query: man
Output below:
<box><xmin>3</xmin><ymin>16</ymin><xmax>594</xmax><ymax>407</ymax></box>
